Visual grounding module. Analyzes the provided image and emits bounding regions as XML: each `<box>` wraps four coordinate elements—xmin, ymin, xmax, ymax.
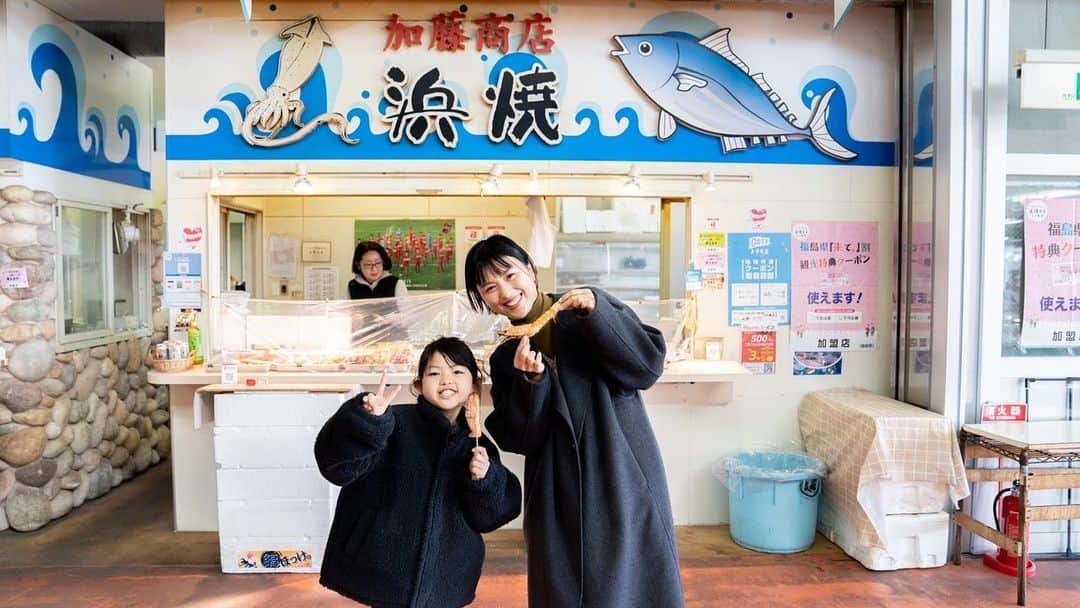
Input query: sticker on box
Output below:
<box><xmin>238</xmin><ymin>549</ymin><xmax>313</xmax><ymax>570</ymax></box>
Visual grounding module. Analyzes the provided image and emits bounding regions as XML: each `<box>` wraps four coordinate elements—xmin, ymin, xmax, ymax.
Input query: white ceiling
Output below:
<box><xmin>37</xmin><ymin>0</ymin><xmax>164</xmax><ymax>22</ymax></box>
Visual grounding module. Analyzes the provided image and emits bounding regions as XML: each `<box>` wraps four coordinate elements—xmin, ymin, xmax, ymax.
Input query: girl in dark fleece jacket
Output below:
<box><xmin>315</xmin><ymin>337</ymin><xmax>522</xmax><ymax>608</ymax></box>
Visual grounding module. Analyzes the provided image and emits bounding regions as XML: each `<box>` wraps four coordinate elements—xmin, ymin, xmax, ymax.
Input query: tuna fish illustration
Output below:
<box><xmin>242</xmin><ymin>15</ymin><xmax>356</xmax><ymax>148</ymax></box>
<box><xmin>611</xmin><ymin>29</ymin><xmax>856</xmax><ymax>160</ymax></box>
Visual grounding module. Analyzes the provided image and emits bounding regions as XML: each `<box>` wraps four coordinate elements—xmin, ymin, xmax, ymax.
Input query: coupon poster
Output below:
<box><xmin>791</xmin><ymin>222</ymin><xmax>879</xmax><ymax>351</ymax></box>
<box><xmin>1021</xmin><ymin>198</ymin><xmax>1080</xmax><ymax>347</ymax></box>
<box><xmin>728</xmin><ymin>233</ymin><xmax>791</xmax><ymax>326</ymax></box>
<box><xmin>741</xmin><ymin>328</ymin><xmax>777</xmax><ymax>375</ymax></box>
<box><xmin>354</xmin><ymin>219</ymin><xmax>456</xmax><ymax>290</ymax></box>
<box><xmin>696</xmin><ymin>231</ymin><xmax>727</xmax><ymax>289</ymax></box>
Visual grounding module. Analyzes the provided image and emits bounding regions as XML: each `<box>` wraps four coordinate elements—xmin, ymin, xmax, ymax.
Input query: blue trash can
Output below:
<box><xmin>723</xmin><ymin>451</ymin><xmax>826</xmax><ymax>554</ymax></box>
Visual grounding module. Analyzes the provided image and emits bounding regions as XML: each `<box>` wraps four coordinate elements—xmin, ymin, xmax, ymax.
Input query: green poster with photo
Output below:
<box><xmin>354</xmin><ymin>219</ymin><xmax>457</xmax><ymax>290</ymax></box>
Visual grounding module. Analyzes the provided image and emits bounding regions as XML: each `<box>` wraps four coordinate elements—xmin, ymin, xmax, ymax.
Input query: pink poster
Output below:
<box><xmin>1021</xmin><ymin>198</ymin><xmax>1080</xmax><ymax>348</ymax></box>
<box><xmin>791</xmin><ymin>221</ymin><xmax>879</xmax><ymax>351</ymax></box>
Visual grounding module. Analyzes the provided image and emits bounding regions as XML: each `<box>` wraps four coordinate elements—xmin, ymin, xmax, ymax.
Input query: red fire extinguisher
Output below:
<box><xmin>983</xmin><ymin>481</ymin><xmax>1037</xmax><ymax>577</ymax></box>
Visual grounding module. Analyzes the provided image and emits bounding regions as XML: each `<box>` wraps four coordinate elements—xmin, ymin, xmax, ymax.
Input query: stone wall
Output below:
<box><xmin>0</xmin><ymin>184</ymin><xmax>168</xmax><ymax>532</ymax></box>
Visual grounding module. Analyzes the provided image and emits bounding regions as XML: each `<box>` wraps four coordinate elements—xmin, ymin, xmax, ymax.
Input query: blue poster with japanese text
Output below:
<box><xmin>728</xmin><ymin>233</ymin><xmax>791</xmax><ymax>326</ymax></box>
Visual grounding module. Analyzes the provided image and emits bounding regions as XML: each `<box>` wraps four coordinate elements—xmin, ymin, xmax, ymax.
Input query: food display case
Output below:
<box><xmin>204</xmin><ymin>292</ymin><xmax>692</xmax><ymax>373</ymax></box>
<box><xmin>206</xmin><ymin>292</ymin><xmax>508</xmax><ymax>372</ymax></box>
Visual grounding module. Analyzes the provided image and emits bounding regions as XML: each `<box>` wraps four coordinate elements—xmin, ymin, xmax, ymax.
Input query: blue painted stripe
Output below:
<box><xmin>166</xmin><ymin>129</ymin><xmax>896</xmax><ymax>167</ymax></box>
<box><xmin>0</xmin><ymin>129</ymin><xmax>10</xmax><ymax>159</ymax></box>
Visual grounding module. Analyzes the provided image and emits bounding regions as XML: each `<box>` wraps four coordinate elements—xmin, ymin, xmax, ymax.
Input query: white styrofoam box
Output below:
<box><xmin>214</xmin><ymin>426</ymin><xmax>320</xmax><ymax>468</ymax></box>
<box><xmin>217</xmin><ymin>468</ymin><xmax>334</xmax><ymax>501</ymax></box>
<box><xmin>863</xmin><ymin>481</ymin><xmax>952</xmax><ymax>515</ymax></box>
<box><xmin>219</xmin><ymin>535</ymin><xmax>328</xmax><ymax>574</ymax></box>
<box><xmin>818</xmin><ymin>501</ymin><xmax>949</xmax><ymax>570</ymax></box>
<box><xmin>218</xmin><ymin>498</ymin><xmax>333</xmax><ymax>538</ymax></box>
<box><xmin>214</xmin><ymin>392</ymin><xmax>343</xmax><ymax>427</ymax></box>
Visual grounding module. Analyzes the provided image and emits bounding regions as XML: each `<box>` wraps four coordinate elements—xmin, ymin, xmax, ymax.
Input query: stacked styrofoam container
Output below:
<box><xmin>818</xmin><ymin>479</ymin><xmax>951</xmax><ymax>570</ymax></box>
<box><xmin>213</xmin><ymin>392</ymin><xmax>343</xmax><ymax>574</ymax></box>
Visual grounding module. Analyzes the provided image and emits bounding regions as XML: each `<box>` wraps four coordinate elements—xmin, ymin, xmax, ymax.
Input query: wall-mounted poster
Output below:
<box><xmin>354</xmin><ymin>219</ymin><xmax>456</xmax><ymax>290</ymax></box>
<box><xmin>791</xmin><ymin>221</ymin><xmax>878</xmax><ymax>351</ymax></box>
<box><xmin>728</xmin><ymin>232</ymin><xmax>791</xmax><ymax>326</ymax></box>
<box><xmin>1021</xmin><ymin>198</ymin><xmax>1080</xmax><ymax>348</ymax></box>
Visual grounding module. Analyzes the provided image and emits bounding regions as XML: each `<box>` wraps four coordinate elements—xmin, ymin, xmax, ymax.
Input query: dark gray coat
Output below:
<box><xmin>315</xmin><ymin>396</ymin><xmax>521</xmax><ymax>608</ymax></box>
<box><xmin>486</xmin><ymin>289</ymin><xmax>685</xmax><ymax>608</ymax></box>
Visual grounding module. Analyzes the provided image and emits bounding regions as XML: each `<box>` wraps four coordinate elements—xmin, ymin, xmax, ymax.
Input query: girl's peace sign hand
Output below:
<box><xmin>361</xmin><ymin>369</ymin><xmax>403</xmax><ymax>416</ymax></box>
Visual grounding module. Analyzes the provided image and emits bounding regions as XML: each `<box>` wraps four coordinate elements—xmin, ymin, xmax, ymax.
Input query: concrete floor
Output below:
<box><xmin>1</xmin><ymin>463</ymin><xmax>1078</xmax><ymax>607</ymax></box>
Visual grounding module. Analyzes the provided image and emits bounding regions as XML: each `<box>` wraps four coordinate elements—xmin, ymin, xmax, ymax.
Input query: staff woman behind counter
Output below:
<box><xmin>349</xmin><ymin>241</ymin><xmax>409</xmax><ymax>299</ymax></box>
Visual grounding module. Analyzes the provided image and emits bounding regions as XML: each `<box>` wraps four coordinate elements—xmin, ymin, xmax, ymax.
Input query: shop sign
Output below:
<box><xmin>485</xmin><ymin>225</ymin><xmax>507</xmax><ymax>237</ymax></box>
<box><xmin>740</xmin><ymin>328</ymin><xmax>776</xmax><ymax>375</ymax></box>
<box><xmin>464</xmin><ymin>225</ymin><xmax>484</xmax><ymax>242</ymax></box>
<box><xmin>729</xmin><ymin>232</ymin><xmax>790</xmax><ymax>327</ymax></box>
<box><xmin>790</xmin><ymin>222</ymin><xmax>878</xmax><ymax>351</ymax></box>
<box><xmin>981</xmin><ymin>403</ymin><xmax>1028</xmax><ymax>423</ymax></box>
<box><xmin>384</xmin><ymin>11</ymin><xmax>555</xmax><ymax>54</ymax></box>
<box><xmin>1020</xmin><ymin>198</ymin><xmax>1080</xmax><ymax>348</ymax></box>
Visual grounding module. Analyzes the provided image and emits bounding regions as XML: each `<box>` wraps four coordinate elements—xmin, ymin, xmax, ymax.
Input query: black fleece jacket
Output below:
<box><xmin>314</xmin><ymin>395</ymin><xmax>522</xmax><ymax>608</ymax></box>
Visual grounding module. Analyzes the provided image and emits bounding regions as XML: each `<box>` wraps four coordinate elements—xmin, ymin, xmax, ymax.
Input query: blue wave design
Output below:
<box><xmin>167</xmin><ymin>103</ymin><xmax>894</xmax><ymax>166</ymax></box>
<box><xmin>9</xmin><ymin>29</ymin><xmax>149</xmax><ymax>189</ymax></box>
<box><xmin>913</xmin><ymin>82</ymin><xmax>933</xmax><ymax>167</ymax></box>
<box><xmin>0</xmin><ymin>129</ymin><xmax>10</xmax><ymax>159</ymax></box>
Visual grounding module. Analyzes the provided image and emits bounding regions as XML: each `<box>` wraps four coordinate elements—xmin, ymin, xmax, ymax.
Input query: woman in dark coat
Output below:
<box><xmin>314</xmin><ymin>337</ymin><xmax>522</xmax><ymax>607</ymax></box>
<box><xmin>464</xmin><ymin>235</ymin><xmax>684</xmax><ymax>608</ymax></box>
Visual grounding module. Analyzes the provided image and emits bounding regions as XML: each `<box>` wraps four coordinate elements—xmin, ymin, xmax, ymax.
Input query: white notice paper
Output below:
<box><xmin>304</xmin><ymin>266</ymin><xmax>340</xmax><ymax>300</ymax></box>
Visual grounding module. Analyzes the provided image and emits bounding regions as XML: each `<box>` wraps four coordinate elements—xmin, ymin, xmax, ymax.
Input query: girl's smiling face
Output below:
<box><xmin>478</xmin><ymin>257</ymin><xmax>538</xmax><ymax>321</ymax></box>
<box><xmin>417</xmin><ymin>351</ymin><xmax>476</xmax><ymax>421</ymax></box>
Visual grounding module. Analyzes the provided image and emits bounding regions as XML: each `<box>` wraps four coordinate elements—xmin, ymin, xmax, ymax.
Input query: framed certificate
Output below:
<box><xmin>301</xmin><ymin>241</ymin><xmax>332</xmax><ymax>263</ymax></box>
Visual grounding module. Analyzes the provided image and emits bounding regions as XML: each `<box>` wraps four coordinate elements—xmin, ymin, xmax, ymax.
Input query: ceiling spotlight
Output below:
<box><xmin>209</xmin><ymin>166</ymin><xmax>222</xmax><ymax>189</ymax></box>
<box><xmin>480</xmin><ymin>163</ymin><xmax>502</xmax><ymax>196</ymax></box>
<box><xmin>528</xmin><ymin>169</ymin><xmax>540</xmax><ymax>193</ymax></box>
<box><xmin>293</xmin><ymin>163</ymin><xmax>314</xmax><ymax>194</ymax></box>
<box><xmin>703</xmin><ymin>171</ymin><xmax>717</xmax><ymax>192</ymax></box>
<box><xmin>623</xmin><ymin>165</ymin><xmax>641</xmax><ymax>193</ymax></box>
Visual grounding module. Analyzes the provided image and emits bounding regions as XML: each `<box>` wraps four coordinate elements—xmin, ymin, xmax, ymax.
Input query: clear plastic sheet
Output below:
<box><xmin>207</xmin><ymin>292</ymin><xmax>508</xmax><ymax>372</ymax></box>
<box><xmin>206</xmin><ymin>292</ymin><xmax>693</xmax><ymax>373</ymax></box>
<box><xmin>713</xmin><ymin>450</ymin><xmax>828</xmax><ymax>493</ymax></box>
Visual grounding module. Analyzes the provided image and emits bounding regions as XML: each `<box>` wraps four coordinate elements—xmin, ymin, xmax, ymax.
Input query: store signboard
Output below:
<box><xmin>163</xmin><ymin>252</ymin><xmax>203</xmax><ymax>309</ymax></box>
<box><xmin>790</xmin><ymin>221</ymin><xmax>878</xmax><ymax>351</ymax></box>
<box><xmin>728</xmin><ymin>232</ymin><xmax>791</xmax><ymax>326</ymax></box>
<box><xmin>1021</xmin><ymin>198</ymin><xmax>1080</xmax><ymax>348</ymax></box>
<box><xmin>165</xmin><ymin>5</ymin><xmax>899</xmax><ymax>166</ymax></box>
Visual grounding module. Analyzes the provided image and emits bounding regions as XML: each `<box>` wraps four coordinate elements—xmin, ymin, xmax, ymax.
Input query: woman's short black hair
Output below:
<box><xmin>352</xmin><ymin>241</ymin><xmax>393</xmax><ymax>274</ymax></box>
<box><xmin>463</xmin><ymin>235</ymin><xmax>536</xmax><ymax>311</ymax></box>
<box><xmin>415</xmin><ymin>336</ymin><xmax>481</xmax><ymax>386</ymax></box>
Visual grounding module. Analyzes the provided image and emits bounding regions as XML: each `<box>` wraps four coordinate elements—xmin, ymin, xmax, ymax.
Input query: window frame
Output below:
<box><xmin>56</xmin><ymin>199</ymin><xmax>153</xmax><ymax>351</ymax></box>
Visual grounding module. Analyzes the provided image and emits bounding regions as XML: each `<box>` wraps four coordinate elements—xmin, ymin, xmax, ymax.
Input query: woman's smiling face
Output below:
<box><xmin>478</xmin><ymin>257</ymin><xmax>538</xmax><ymax>321</ymax></box>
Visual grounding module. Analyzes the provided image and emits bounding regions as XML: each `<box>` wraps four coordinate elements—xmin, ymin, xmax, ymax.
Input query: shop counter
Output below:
<box><xmin>151</xmin><ymin>360</ymin><xmax>749</xmax><ymax>531</ymax></box>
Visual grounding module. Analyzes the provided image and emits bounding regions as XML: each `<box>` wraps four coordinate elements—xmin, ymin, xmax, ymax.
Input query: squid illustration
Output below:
<box><xmin>241</xmin><ymin>16</ymin><xmax>357</xmax><ymax>147</ymax></box>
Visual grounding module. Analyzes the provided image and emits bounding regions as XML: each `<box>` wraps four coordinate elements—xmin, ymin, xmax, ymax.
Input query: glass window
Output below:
<box><xmin>111</xmin><ymin>209</ymin><xmax>149</xmax><ymax>331</ymax></box>
<box><xmin>61</xmin><ymin>206</ymin><xmax>108</xmax><ymax>338</ymax></box>
<box><xmin>555</xmin><ymin>197</ymin><xmax>661</xmax><ymax>301</ymax></box>
<box><xmin>1007</xmin><ymin>0</ymin><xmax>1080</xmax><ymax>154</ymax></box>
<box><xmin>1002</xmin><ymin>175</ymin><xmax>1080</xmax><ymax>356</ymax></box>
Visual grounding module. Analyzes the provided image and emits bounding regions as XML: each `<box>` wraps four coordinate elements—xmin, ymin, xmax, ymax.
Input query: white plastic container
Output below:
<box><xmin>818</xmin><ymin>502</ymin><xmax>949</xmax><ymax>570</ymax></box>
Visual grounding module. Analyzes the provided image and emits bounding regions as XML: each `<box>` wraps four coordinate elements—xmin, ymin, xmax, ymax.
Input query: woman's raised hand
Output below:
<box><xmin>557</xmin><ymin>288</ymin><xmax>596</xmax><ymax>313</ymax></box>
<box><xmin>361</xmin><ymin>369</ymin><xmax>403</xmax><ymax>416</ymax></box>
<box><xmin>513</xmin><ymin>336</ymin><xmax>545</xmax><ymax>375</ymax></box>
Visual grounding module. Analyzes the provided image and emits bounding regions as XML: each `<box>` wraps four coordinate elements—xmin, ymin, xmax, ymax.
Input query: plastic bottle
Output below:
<box><xmin>188</xmin><ymin>312</ymin><xmax>204</xmax><ymax>365</ymax></box>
